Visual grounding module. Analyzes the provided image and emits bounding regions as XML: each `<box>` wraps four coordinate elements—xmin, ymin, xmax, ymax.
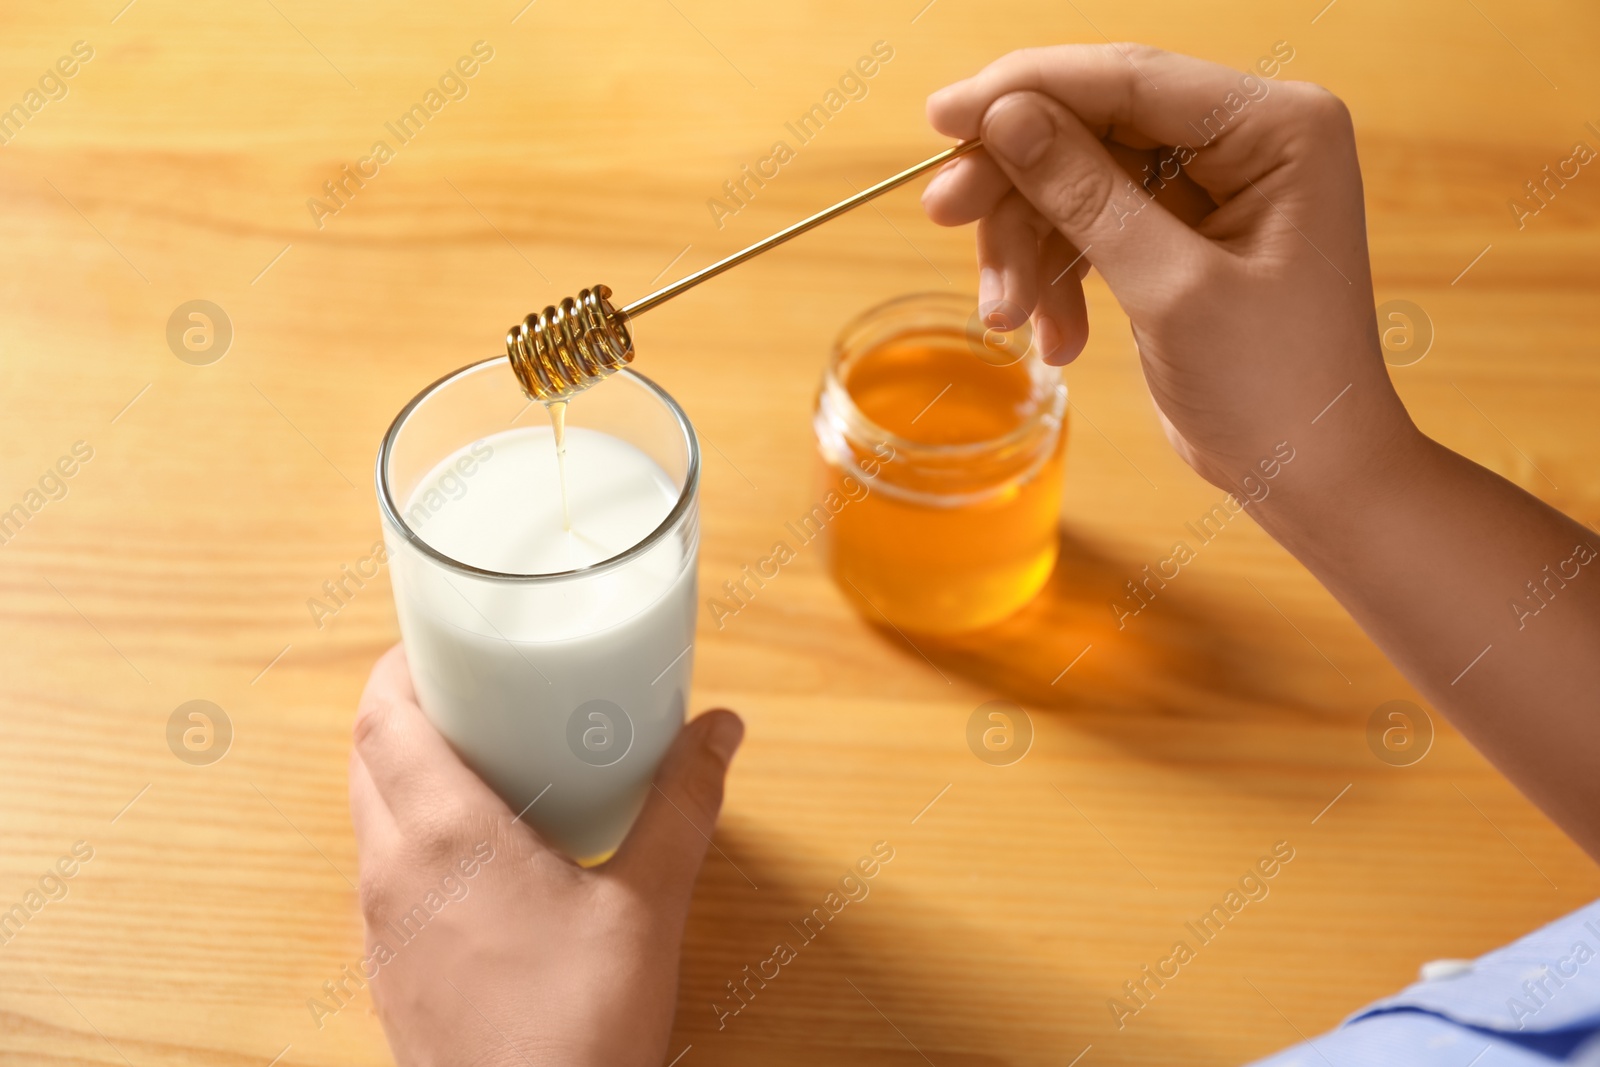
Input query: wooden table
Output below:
<box><xmin>3</xmin><ymin>1</ymin><xmax>1598</xmax><ymax>1063</ymax></box>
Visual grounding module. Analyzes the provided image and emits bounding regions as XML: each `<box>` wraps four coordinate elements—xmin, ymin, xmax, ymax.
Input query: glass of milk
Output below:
<box><xmin>376</xmin><ymin>357</ymin><xmax>699</xmax><ymax>864</ymax></box>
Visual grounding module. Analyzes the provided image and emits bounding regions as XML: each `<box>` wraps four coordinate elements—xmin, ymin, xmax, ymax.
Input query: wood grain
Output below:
<box><xmin>2</xmin><ymin>1</ymin><xmax>1599</xmax><ymax>1064</ymax></box>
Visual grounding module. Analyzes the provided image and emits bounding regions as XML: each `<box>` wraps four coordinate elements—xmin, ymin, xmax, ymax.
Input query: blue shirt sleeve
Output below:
<box><xmin>1248</xmin><ymin>900</ymin><xmax>1600</xmax><ymax>1066</ymax></box>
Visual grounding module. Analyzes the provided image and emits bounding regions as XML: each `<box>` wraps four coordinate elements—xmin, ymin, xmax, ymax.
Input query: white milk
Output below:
<box><xmin>388</xmin><ymin>424</ymin><xmax>696</xmax><ymax>862</ymax></box>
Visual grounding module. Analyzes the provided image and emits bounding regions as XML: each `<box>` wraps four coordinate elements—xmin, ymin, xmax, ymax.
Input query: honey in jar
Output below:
<box><xmin>814</xmin><ymin>293</ymin><xmax>1069</xmax><ymax>633</ymax></box>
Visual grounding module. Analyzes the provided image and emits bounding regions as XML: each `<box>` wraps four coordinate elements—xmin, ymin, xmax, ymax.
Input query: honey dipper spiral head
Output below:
<box><xmin>505</xmin><ymin>284</ymin><xmax>634</xmax><ymax>402</ymax></box>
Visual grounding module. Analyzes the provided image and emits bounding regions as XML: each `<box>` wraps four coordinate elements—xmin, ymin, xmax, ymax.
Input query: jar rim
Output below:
<box><xmin>824</xmin><ymin>291</ymin><xmax>1067</xmax><ymax>461</ymax></box>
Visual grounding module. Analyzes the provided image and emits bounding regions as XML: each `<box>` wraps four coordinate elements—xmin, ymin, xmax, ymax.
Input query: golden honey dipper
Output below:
<box><xmin>506</xmin><ymin>139</ymin><xmax>983</xmax><ymax>402</ymax></box>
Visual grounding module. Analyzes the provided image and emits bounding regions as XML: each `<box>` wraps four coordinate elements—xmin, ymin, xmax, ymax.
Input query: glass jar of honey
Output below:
<box><xmin>813</xmin><ymin>292</ymin><xmax>1069</xmax><ymax>634</ymax></box>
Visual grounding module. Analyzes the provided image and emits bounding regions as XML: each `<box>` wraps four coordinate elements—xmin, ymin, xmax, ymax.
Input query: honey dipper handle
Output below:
<box><xmin>618</xmin><ymin>139</ymin><xmax>983</xmax><ymax>320</ymax></box>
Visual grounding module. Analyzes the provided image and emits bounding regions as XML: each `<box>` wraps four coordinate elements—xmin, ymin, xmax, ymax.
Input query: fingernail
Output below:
<box><xmin>1035</xmin><ymin>315</ymin><xmax>1062</xmax><ymax>361</ymax></box>
<box><xmin>979</xmin><ymin>267</ymin><xmax>1005</xmax><ymax>327</ymax></box>
<box><xmin>984</xmin><ymin>95</ymin><xmax>1052</xmax><ymax>169</ymax></box>
<box><xmin>704</xmin><ymin>713</ymin><xmax>744</xmax><ymax>763</ymax></box>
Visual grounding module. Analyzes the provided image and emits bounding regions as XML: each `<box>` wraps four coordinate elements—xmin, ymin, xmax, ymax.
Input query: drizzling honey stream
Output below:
<box><xmin>504</xmin><ymin>139</ymin><xmax>982</xmax><ymax>403</ymax></box>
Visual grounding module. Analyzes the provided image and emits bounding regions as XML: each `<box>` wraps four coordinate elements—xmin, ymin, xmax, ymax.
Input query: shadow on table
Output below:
<box><xmin>895</xmin><ymin>528</ymin><xmax>1352</xmax><ymax>721</ymax></box>
<box><xmin>670</xmin><ymin>821</ymin><xmax>1111</xmax><ymax>1067</ymax></box>
<box><xmin>669</xmin><ymin>531</ymin><xmax>1336</xmax><ymax>1065</ymax></box>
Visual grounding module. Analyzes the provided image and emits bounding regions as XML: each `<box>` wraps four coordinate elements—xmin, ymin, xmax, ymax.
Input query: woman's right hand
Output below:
<box><xmin>924</xmin><ymin>46</ymin><xmax>1600</xmax><ymax>864</ymax></box>
<box><xmin>921</xmin><ymin>44</ymin><xmax>1419</xmax><ymax>503</ymax></box>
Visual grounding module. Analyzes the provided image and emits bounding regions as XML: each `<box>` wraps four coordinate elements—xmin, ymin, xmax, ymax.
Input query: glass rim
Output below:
<box><xmin>375</xmin><ymin>357</ymin><xmax>700</xmax><ymax>584</ymax></box>
<box><xmin>826</xmin><ymin>290</ymin><xmax>1067</xmax><ymax>461</ymax></box>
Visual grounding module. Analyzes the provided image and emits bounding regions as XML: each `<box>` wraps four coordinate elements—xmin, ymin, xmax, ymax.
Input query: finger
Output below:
<box><xmin>352</xmin><ymin>643</ymin><xmax>512</xmax><ymax>833</ymax></box>
<box><xmin>1034</xmin><ymin>231</ymin><xmax>1090</xmax><ymax>365</ymax></box>
<box><xmin>929</xmin><ymin>46</ymin><xmax>1303</xmax><ymax>205</ymax></box>
<box><xmin>928</xmin><ymin>44</ymin><xmax>1275</xmax><ymax>189</ymax></box>
<box><xmin>608</xmin><ymin>709</ymin><xmax>743</xmax><ymax>904</ymax></box>
<box><xmin>349</xmin><ymin>747</ymin><xmax>401</xmax><ymax>857</ymax></box>
<box><xmin>922</xmin><ymin>149</ymin><xmax>1013</xmax><ymax>226</ymax></box>
<box><xmin>979</xmin><ymin>90</ymin><xmax>1213</xmax><ymax>316</ymax></box>
<box><xmin>933</xmin><ymin>138</ymin><xmax>1219</xmax><ymax>234</ymax></box>
<box><xmin>977</xmin><ymin>190</ymin><xmax>1042</xmax><ymax>330</ymax></box>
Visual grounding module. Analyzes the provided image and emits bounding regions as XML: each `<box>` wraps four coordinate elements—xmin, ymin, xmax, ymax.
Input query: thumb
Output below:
<box><xmin>608</xmin><ymin>709</ymin><xmax>743</xmax><ymax>899</ymax></box>
<box><xmin>980</xmin><ymin>90</ymin><xmax>1210</xmax><ymax>316</ymax></box>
